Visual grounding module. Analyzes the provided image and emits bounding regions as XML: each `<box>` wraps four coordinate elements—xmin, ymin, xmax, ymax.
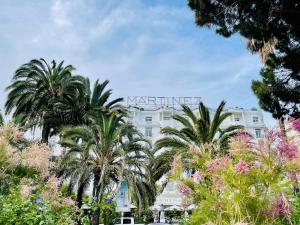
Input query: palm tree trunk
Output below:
<box><xmin>93</xmin><ymin>172</ymin><xmax>100</xmax><ymax>197</ymax></box>
<box><xmin>42</xmin><ymin>124</ymin><xmax>51</xmax><ymax>143</ymax></box>
<box><xmin>76</xmin><ymin>182</ymin><xmax>85</xmax><ymax>209</ymax></box>
<box><xmin>67</xmin><ymin>181</ymin><xmax>74</xmax><ymax>196</ymax></box>
<box><xmin>92</xmin><ymin>165</ymin><xmax>106</xmax><ymax>225</ymax></box>
<box><xmin>92</xmin><ymin>186</ymin><xmax>102</xmax><ymax>225</ymax></box>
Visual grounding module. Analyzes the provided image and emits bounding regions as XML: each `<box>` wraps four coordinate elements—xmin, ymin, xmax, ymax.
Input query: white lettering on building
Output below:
<box><xmin>127</xmin><ymin>96</ymin><xmax>201</xmax><ymax>108</ymax></box>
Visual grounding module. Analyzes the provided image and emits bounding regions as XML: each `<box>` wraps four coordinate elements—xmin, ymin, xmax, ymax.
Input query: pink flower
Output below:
<box><xmin>207</xmin><ymin>160</ymin><xmax>218</xmax><ymax>173</ymax></box>
<box><xmin>190</xmin><ymin>158</ymin><xmax>197</xmax><ymax>164</ymax></box>
<box><xmin>193</xmin><ymin>171</ymin><xmax>204</xmax><ymax>182</ymax></box>
<box><xmin>265</xmin><ymin>195</ymin><xmax>291</xmax><ymax>219</ymax></box>
<box><xmin>252</xmin><ymin>160</ymin><xmax>263</xmax><ymax>169</ymax></box>
<box><xmin>20</xmin><ymin>184</ymin><xmax>32</xmax><ymax>198</ymax></box>
<box><xmin>219</xmin><ymin>156</ymin><xmax>230</xmax><ymax>169</ymax></box>
<box><xmin>235</xmin><ymin>223</ymin><xmax>248</xmax><ymax>225</ymax></box>
<box><xmin>234</xmin><ymin>160</ymin><xmax>250</xmax><ymax>174</ymax></box>
<box><xmin>206</xmin><ymin>157</ymin><xmax>230</xmax><ymax>173</ymax></box>
<box><xmin>47</xmin><ymin>175</ymin><xmax>60</xmax><ymax>191</ymax></box>
<box><xmin>21</xmin><ymin>143</ymin><xmax>52</xmax><ymax>177</ymax></box>
<box><xmin>63</xmin><ymin>197</ymin><xmax>75</xmax><ymax>206</ymax></box>
<box><xmin>203</xmin><ymin>143</ymin><xmax>209</xmax><ymax>149</ymax></box>
<box><xmin>289</xmin><ymin>117</ymin><xmax>300</xmax><ymax>132</ymax></box>
<box><xmin>178</xmin><ymin>184</ymin><xmax>191</xmax><ymax>196</ymax></box>
<box><xmin>235</xmin><ymin>131</ymin><xmax>252</xmax><ymax>147</ymax></box>
<box><xmin>278</xmin><ymin>141</ymin><xmax>298</xmax><ymax>161</ymax></box>
<box><xmin>211</xmin><ymin>176</ymin><xmax>223</xmax><ymax>189</ymax></box>
<box><xmin>230</xmin><ymin>130</ymin><xmax>253</xmax><ymax>150</ymax></box>
<box><xmin>42</xmin><ymin>190</ymin><xmax>52</xmax><ymax>200</ymax></box>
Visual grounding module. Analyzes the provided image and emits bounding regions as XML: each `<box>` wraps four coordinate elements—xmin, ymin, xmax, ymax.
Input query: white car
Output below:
<box><xmin>113</xmin><ymin>217</ymin><xmax>137</xmax><ymax>225</ymax></box>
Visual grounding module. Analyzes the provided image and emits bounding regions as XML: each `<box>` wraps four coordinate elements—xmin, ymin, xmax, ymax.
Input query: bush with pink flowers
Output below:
<box><xmin>172</xmin><ymin>118</ymin><xmax>300</xmax><ymax>225</ymax></box>
<box><xmin>0</xmin><ymin>125</ymin><xmax>78</xmax><ymax>224</ymax></box>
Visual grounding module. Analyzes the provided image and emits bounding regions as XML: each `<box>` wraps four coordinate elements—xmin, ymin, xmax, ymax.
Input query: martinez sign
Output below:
<box><xmin>127</xmin><ymin>96</ymin><xmax>201</xmax><ymax>108</ymax></box>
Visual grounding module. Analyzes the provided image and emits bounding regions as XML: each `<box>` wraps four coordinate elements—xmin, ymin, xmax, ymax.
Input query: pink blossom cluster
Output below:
<box><xmin>42</xmin><ymin>190</ymin><xmax>52</xmax><ymax>201</ymax></box>
<box><xmin>235</xmin><ymin>131</ymin><xmax>253</xmax><ymax>147</ymax></box>
<box><xmin>203</xmin><ymin>143</ymin><xmax>210</xmax><ymax>149</ymax></box>
<box><xmin>193</xmin><ymin>171</ymin><xmax>204</xmax><ymax>182</ymax></box>
<box><xmin>211</xmin><ymin>176</ymin><xmax>223</xmax><ymax>189</ymax></box>
<box><xmin>267</xmin><ymin>130</ymin><xmax>281</xmax><ymax>142</ymax></box>
<box><xmin>278</xmin><ymin>141</ymin><xmax>298</xmax><ymax>161</ymax></box>
<box><xmin>20</xmin><ymin>184</ymin><xmax>32</xmax><ymax>198</ymax></box>
<box><xmin>234</xmin><ymin>160</ymin><xmax>250</xmax><ymax>174</ymax></box>
<box><xmin>265</xmin><ymin>195</ymin><xmax>291</xmax><ymax>219</ymax></box>
<box><xmin>0</xmin><ymin>124</ymin><xmax>24</xmax><ymax>141</ymax></box>
<box><xmin>178</xmin><ymin>184</ymin><xmax>191</xmax><ymax>196</ymax></box>
<box><xmin>63</xmin><ymin>197</ymin><xmax>75</xmax><ymax>206</ymax></box>
<box><xmin>229</xmin><ymin>131</ymin><xmax>254</xmax><ymax>151</ymax></box>
<box><xmin>21</xmin><ymin>143</ymin><xmax>52</xmax><ymax>177</ymax></box>
<box><xmin>289</xmin><ymin>117</ymin><xmax>300</xmax><ymax>132</ymax></box>
<box><xmin>206</xmin><ymin>157</ymin><xmax>230</xmax><ymax>173</ymax></box>
<box><xmin>47</xmin><ymin>175</ymin><xmax>60</xmax><ymax>191</ymax></box>
<box><xmin>0</xmin><ymin>137</ymin><xmax>21</xmax><ymax>165</ymax></box>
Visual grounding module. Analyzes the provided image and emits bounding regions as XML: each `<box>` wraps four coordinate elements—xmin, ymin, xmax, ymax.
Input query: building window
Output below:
<box><xmin>253</xmin><ymin>116</ymin><xmax>259</xmax><ymax>123</ymax></box>
<box><xmin>234</xmin><ymin>117</ymin><xmax>240</xmax><ymax>122</ymax></box>
<box><xmin>163</xmin><ymin>116</ymin><xmax>171</xmax><ymax>120</ymax></box>
<box><xmin>145</xmin><ymin>116</ymin><xmax>152</xmax><ymax>122</ymax></box>
<box><xmin>255</xmin><ymin>128</ymin><xmax>261</xmax><ymax>138</ymax></box>
<box><xmin>145</xmin><ymin>127</ymin><xmax>152</xmax><ymax>137</ymax></box>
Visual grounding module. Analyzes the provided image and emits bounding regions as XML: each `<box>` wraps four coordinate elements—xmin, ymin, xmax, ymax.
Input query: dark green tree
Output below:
<box><xmin>5</xmin><ymin>59</ymin><xmax>85</xmax><ymax>143</ymax></box>
<box><xmin>59</xmin><ymin>112</ymin><xmax>153</xmax><ymax>225</ymax></box>
<box><xmin>188</xmin><ymin>0</ymin><xmax>300</xmax><ymax>119</ymax></box>
<box><xmin>252</xmin><ymin>59</ymin><xmax>300</xmax><ymax>133</ymax></box>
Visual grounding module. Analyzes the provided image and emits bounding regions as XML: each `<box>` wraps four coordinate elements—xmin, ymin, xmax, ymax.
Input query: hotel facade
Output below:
<box><xmin>126</xmin><ymin>96</ymin><xmax>268</xmax><ymax>144</ymax></box>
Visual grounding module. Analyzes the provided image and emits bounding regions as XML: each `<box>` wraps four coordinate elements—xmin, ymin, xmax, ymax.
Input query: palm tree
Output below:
<box><xmin>57</xmin><ymin>78</ymin><xmax>125</xmax><ymax>127</ymax></box>
<box><xmin>120</xmin><ymin>127</ymin><xmax>156</xmax><ymax>214</ymax></box>
<box><xmin>57</xmin><ymin>139</ymin><xmax>93</xmax><ymax>208</ymax></box>
<box><xmin>155</xmin><ymin>101</ymin><xmax>243</xmax><ymax>168</ymax></box>
<box><xmin>5</xmin><ymin>58</ymin><xmax>85</xmax><ymax>143</ymax></box>
<box><xmin>59</xmin><ymin>112</ymin><xmax>152</xmax><ymax>225</ymax></box>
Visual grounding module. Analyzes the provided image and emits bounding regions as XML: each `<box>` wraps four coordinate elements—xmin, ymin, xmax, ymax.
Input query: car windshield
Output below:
<box><xmin>123</xmin><ymin>218</ymin><xmax>132</xmax><ymax>224</ymax></box>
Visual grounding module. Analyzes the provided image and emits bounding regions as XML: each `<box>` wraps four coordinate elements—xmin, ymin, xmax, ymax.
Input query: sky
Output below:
<box><xmin>0</xmin><ymin>0</ymin><xmax>275</xmax><ymax>126</ymax></box>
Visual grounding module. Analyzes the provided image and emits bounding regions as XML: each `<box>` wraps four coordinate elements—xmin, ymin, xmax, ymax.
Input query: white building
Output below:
<box><xmin>126</xmin><ymin>96</ymin><xmax>267</xmax><ymax>143</ymax></box>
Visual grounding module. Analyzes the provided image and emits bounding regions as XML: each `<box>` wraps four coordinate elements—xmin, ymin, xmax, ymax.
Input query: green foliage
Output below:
<box><xmin>252</xmin><ymin>58</ymin><xmax>300</xmax><ymax>119</ymax></box>
<box><xmin>156</xmin><ymin>101</ymin><xmax>242</xmax><ymax>152</ymax></box>
<box><xmin>291</xmin><ymin>196</ymin><xmax>300</xmax><ymax>224</ymax></box>
<box><xmin>173</xmin><ymin>126</ymin><xmax>300</xmax><ymax>224</ymax></box>
<box><xmin>0</xmin><ymin>124</ymin><xmax>78</xmax><ymax>224</ymax></box>
<box><xmin>0</xmin><ymin>188</ymin><xmax>77</xmax><ymax>225</ymax></box>
<box><xmin>154</xmin><ymin>101</ymin><xmax>242</xmax><ymax>178</ymax></box>
<box><xmin>188</xmin><ymin>0</ymin><xmax>300</xmax><ymax>118</ymax></box>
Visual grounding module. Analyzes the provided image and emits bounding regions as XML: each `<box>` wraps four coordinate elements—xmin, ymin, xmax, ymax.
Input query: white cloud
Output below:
<box><xmin>51</xmin><ymin>0</ymin><xmax>72</xmax><ymax>27</ymax></box>
<box><xmin>0</xmin><ymin>0</ymin><xmax>275</xmax><ymax>127</ymax></box>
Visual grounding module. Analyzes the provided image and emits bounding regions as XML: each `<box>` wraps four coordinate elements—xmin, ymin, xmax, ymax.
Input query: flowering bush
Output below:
<box><xmin>0</xmin><ymin>125</ymin><xmax>78</xmax><ymax>224</ymax></box>
<box><xmin>0</xmin><ymin>185</ymin><xmax>77</xmax><ymax>225</ymax></box>
<box><xmin>172</xmin><ymin>118</ymin><xmax>300</xmax><ymax>225</ymax></box>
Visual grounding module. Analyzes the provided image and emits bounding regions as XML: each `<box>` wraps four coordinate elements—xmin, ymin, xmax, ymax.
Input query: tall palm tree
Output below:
<box><xmin>56</xmin><ymin>78</ymin><xmax>125</xmax><ymax>129</ymax></box>
<box><xmin>155</xmin><ymin>101</ymin><xmax>243</xmax><ymax>169</ymax></box>
<box><xmin>59</xmin><ymin>112</ymin><xmax>151</xmax><ymax>225</ymax></box>
<box><xmin>57</xmin><ymin>139</ymin><xmax>93</xmax><ymax>208</ymax></box>
<box><xmin>5</xmin><ymin>58</ymin><xmax>85</xmax><ymax>143</ymax></box>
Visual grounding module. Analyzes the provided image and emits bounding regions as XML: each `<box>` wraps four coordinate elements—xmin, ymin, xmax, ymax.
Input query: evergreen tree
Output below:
<box><xmin>188</xmin><ymin>0</ymin><xmax>300</xmax><ymax>119</ymax></box>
